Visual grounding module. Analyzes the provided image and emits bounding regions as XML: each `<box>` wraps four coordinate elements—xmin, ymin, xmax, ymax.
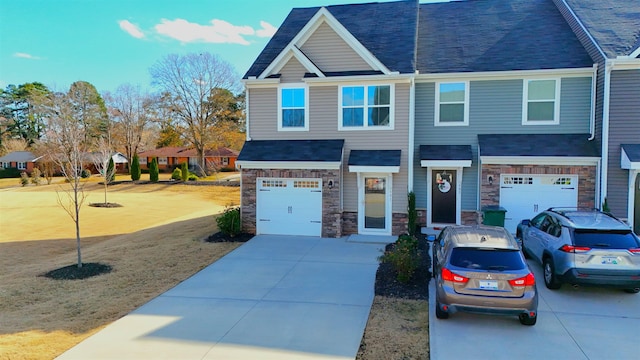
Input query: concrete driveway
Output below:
<box><xmin>57</xmin><ymin>235</ymin><xmax>384</xmax><ymax>360</ymax></box>
<box><xmin>429</xmin><ymin>258</ymin><xmax>640</xmax><ymax>360</ymax></box>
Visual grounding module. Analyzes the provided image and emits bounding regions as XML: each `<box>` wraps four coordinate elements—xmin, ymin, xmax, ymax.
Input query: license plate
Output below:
<box><xmin>479</xmin><ymin>280</ymin><xmax>498</xmax><ymax>290</ymax></box>
<box><xmin>601</xmin><ymin>256</ymin><xmax>619</xmax><ymax>265</ymax></box>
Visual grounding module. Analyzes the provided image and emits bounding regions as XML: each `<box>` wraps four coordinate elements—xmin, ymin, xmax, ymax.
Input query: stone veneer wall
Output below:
<box><xmin>481</xmin><ymin>165</ymin><xmax>597</xmax><ymax>208</ymax></box>
<box><xmin>240</xmin><ymin>168</ymin><xmax>342</xmax><ymax>238</ymax></box>
<box><xmin>342</xmin><ymin>211</ymin><xmax>407</xmax><ymax>236</ymax></box>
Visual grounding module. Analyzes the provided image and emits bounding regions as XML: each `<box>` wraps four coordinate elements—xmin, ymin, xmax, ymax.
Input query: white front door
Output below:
<box><xmin>358</xmin><ymin>174</ymin><xmax>392</xmax><ymax>235</ymax></box>
<box><xmin>500</xmin><ymin>174</ymin><xmax>578</xmax><ymax>233</ymax></box>
<box><xmin>256</xmin><ymin>178</ymin><xmax>322</xmax><ymax>236</ymax></box>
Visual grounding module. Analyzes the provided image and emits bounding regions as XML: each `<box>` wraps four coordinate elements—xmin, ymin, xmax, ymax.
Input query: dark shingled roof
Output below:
<box><xmin>244</xmin><ymin>0</ymin><xmax>418</xmax><ymax>78</ymax></box>
<box><xmin>237</xmin><ymin>139</ymin><xmax>344</xmax><ymax>162</ymax></box>
<box><xmin>417</xmin><ymin>0</ymin><xmax>593</xmax><ymax>73</ymax></box>
<box><xmin>348</xmin><ymin>150</ymin><xmax>401</xmax><ymax>166</ymax></box>
<box><xmin>622</xmin><ymin>144</ymin><xmax>640</xmax><ymax>162</ymax></box>
<box><xmin>564</xmin><ymin>0</ymin><xmax>640</xmax><ymax>58</ymax></box>
<box><xmin>478</xmin><ymin>134</ymin><xmax>599</xmax><ymax>157</ymax></box>
<box><xmin>420</xmin><ymin>145</ymin><xmax>472</xmax><ymax>161</ymax></box>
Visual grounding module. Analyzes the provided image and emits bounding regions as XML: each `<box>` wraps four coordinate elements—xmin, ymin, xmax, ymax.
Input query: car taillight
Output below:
<box><xmin>629</xmin><ymin>248</ymin><xmax>640</xmax><ymax>254</ymax></box>
<box><xmin>441</xmin><ymin>268</ymin><xmax>469</xmax><ymax>283</ymax></box>
<box><xmin>508</xmin><ymin>273</ymin><xmax>535</xmax><ymax>287</ymax></box>
<box><xmin>560</xmin><ymin>245</ymin><xmax>591</xmax><ymax>253</ymax></box>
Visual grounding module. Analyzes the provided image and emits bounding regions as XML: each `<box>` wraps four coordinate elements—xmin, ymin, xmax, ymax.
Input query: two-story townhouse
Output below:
<box><xmin>413</xmin><ymin>0</ymin><xmax>599</xmax><ymax>233</ymax></box>
<box><xmin>237</xmin><ymin>1</ymin><xmax>418</xmax><ymax>237</ymax></box>
<box><xmin>554</xmin><ymin>0</ymin><xmax>640</xmax><ymax>234</ymax></box>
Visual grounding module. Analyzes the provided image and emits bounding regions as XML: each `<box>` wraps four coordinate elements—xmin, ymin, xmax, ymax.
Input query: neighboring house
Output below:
<box><xmin>0</xmin><ymin>151</ymin><xmax>38</xmax><ymax>173</ymax></box>
<box><xmin>86</xmin><ymin>152</ymin><xmax>129</xmax><ymax>174</ymax></box>
<box><xmin>138</xmin><ymin>147</ymin><xmax>238</xmax><ymax>172</ymax></box>
<box><xmin>553</xmin><ymin>0</ymin><xmax>640</xmax><ymax>233</ymax></box>
<box><xmin>238</xmin><ymin>0</ymin><xmax>637</xmax><ymax>238</ymax></box>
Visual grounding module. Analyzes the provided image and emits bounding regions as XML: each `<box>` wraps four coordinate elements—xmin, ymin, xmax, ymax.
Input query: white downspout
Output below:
<box><xmin>245</xmin><ymin>86</ymin><xmax>251</xmax><ymax>141</ymax></box>
<box><xmin>600</xmin><ymin>60</ymin><xmax>613</xmax><ymax>207</ymax></box>
<box><xmin>628</xmin><ymin>170</ymin><xmax>638</xmax><ymax>230</ymax></box>
<box><xmin>588</xmin><ymin>64</ymin><xmax>597</xmax><ymax>140</ymax></box>
<box><xmin>408</xmin><ymin>77</ymin><xmax>415</xmax><ymax>192</ymax></box>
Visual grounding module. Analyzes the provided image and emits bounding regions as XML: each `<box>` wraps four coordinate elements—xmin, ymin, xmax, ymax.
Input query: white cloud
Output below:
<box><xmin>14</xmin><ymin>52</ymin><xmax>41</xmax><ymax>60</ymax></box>
<box><xmin>256</xmin><ymin>21</ymin><xmax>277</xmax><ymax>38</ymax></box>
<box><xmin>154</xmin><ymin>18</ymin><xmax>276</xmax><ymax>45</ymax></box>
<box><xmin>119</xmin><ymin>20</ymin><xmax>145</xmax><ymax>39</ymax></box>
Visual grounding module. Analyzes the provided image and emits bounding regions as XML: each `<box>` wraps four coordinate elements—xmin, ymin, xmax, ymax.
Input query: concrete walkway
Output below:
<box><xmin>57</xmin><ymin>235</ymin><xmax>385</xmax><ymax>360</ymax></box>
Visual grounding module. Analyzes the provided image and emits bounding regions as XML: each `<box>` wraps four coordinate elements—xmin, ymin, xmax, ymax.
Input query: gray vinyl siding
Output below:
<box><xmin>300</xmin><ymin>22</ymin><xmax>373</xmax><ymax>72</ymax></box>
<box><xmin>248</xmin><ymin>82</ymin><xmax>411</xmax><ymax>213</ymax></box>
<box><xmin>279</xmin><ymin>58</ymin><xmax>307</xmax><ymax>83</ymax></box>
<box><xmin>606</xmin><ymin>69</ymin><xmax>640</xmax><ymax>218</ymax></box>
<box><xmin>414</xmin><ymin>76</ymin><xmax>593</xmax><ymax>211</ymax></box>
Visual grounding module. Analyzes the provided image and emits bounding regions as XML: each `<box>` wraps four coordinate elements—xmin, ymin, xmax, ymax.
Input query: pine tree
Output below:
<box><xmin>149</xmin><ymin>157</ymin><xmax>159</xmax><ymax>182</ymax></box>
<box><xmin>106</xmin><ymin>157</ymin><xmax>115</xmax><ymax>183</ymax></box>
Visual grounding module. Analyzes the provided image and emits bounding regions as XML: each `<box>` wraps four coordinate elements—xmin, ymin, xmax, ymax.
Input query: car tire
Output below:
<box><xmin>623</xmin><ymin>288</ymin><xmax>640</xmax><ymax>294</ymax></box>
<box><xmin>543</xmin><ymin>257</ymin><xmax>561</xmax><ymax>290</ymax></box>
<box><xmin>435</xmin><ymin>301</ymin><xmax>449</xmax><ymax>319</ymax></box>
<box><xmin>519</xmin><ymin>313</ymin><xmax>537</xmax><ymax>326</ymax></box>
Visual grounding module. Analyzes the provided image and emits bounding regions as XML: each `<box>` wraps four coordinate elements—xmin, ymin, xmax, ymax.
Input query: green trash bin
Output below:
<box><xmin>482</xmin><ymin>206</ymin><xmax>507</xmax><ymax>227</ymax></box>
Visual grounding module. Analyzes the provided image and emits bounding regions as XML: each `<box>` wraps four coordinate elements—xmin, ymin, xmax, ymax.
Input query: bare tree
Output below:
<box><xmin>105</xmin><ymin>84</ymin><xmax>153</xmax><ymax>166</ymax></box>
<box><xmin>38</xmin><ymin>91</ymin><xmax>90</xmax><ymax>268</ymax></box>
<box><xmin>91</xmin><ymin>137</ymin><xmax>116</xmax><ymax>205</ymax></box>
<box><xmin>149</xmin><ymin>52</ymin><xmax>240</xmax><ymax>174</ymax></box>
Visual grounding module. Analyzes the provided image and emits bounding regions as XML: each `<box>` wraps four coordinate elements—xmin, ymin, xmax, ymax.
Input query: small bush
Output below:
<box><xmin>408</xmin><ymin>191</ymin><xmax>417</xmax><ymax>237</ymax></box>
<box><xmin>187</xmin><ymin>173</ymin><xmax>198</xmax><ymax>181</ymax></box>
<box><xmin>0</xmin><ymin>168</ymin><xmax>22</xmax><ymax>178</ymax></box>
<box><xmin>181</xmin><ymin>162</ymin><xmax>189</xmax><ymax>181</ymax></box>
<box><xmin>31</xmin><ymin>168</ymin><xmax>42</xmax><ymax>185</ymax></box>
<box><xmin>216</xmin><ymin>206</ymin><xmax>241</xmax><ymax>237</ymax></box>
<box><xmin>219</xmin><ymin>167</ymin><xmax>234</xmax><ymax>172</ymax></box>
<box><xmin>20</xmin><ymin>172</ymin><xmax>29</xmax><ymax>186</ymax></box>
<box><xmin>171</xmin><ymin>168</ymin><xmax>182</xmax><ymax>180</ymax></box>
<box><xmin>379</xmin><ymin>234</ymin><xmax>419</xmax><ymax>283</ymax></box>
<box><xmin>81</xmin><ymin>169</ymin><xmax>92</xmax><ymax>178</ymax></box>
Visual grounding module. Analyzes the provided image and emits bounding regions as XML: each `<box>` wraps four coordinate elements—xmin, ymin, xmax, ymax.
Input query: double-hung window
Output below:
<box><xmin>435</xmin><ymin>82</ymin><xmax>469</xmax><ymax>126</ymax></box>
<box><xmin>278</xmin><ymin>85</ymin><xmax>308</xmax><ymax>131</ymax></box>
<box><xmin>523</xmin><ymin>79</ymin><xmax>560</xmax><ymax>125</ymax></box>
<box><xmin>17</xmin><ymin>162</ymin><xmax>26</xmax><ymax>170</ymax></box>
<box><xmin>340</xmin><ymin>84</ymin><xmax>393</xmax><ymax>130</ymax></box>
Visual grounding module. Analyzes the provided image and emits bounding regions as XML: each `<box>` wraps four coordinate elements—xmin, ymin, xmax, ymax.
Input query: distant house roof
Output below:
<box><xmin>237</xmin><ymin>139</ymin><xmax>344</xmax><ymax>162</ymax></box>
<box><xmin>478</xmin><ymin>134</ymin><xmax>600</xmax><ymax>157</ymax></box>
<box><xmin>417</xmin><ymin>0</ymin><xmax>593</xmax><ymax>73</ymax></box>
<box><xmin>138</xmin><ymin>147</ymin><xmax>187</xmax><ymax>157</ymax></box>
<box><xmin>243</xmin><ymin>0</ymin><xmax>418</xmax><ymax>78</ymax></box>
<box><xmin>179</xmin><ymin>147</ymin><xmax>239</xmax><ymax>157</ymax></box>
<box><xmin>563</xmin><ymin>0</ymin><xmax>640</xmax><ymax>58</ymax></box>
<box><xmin>139</xmin><ymin>147</ymin><xmax>239</xmax><ymax>158</ymax></box>
<box><xmin>0</xmin><ymin>151</ymin><xmax>37</xmax><ymax>162</ymax></box>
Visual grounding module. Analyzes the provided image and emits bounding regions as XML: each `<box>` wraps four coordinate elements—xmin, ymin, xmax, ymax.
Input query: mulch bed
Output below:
<box><xmin>204</xmin><ymin>232</ymin><xmax>254</xmax><ymax>243</ymax></box>
<box><xmin>42</xmin><ymin>263</ymin><xmax>112</xmax><ymax>280</ymax></box>
<box><xmin>89</xmin><ymin>202</ymin><xmax>123</xmax><ymax>208</ymax></box>
<box><xmin>374</xmin><ymin>233</ymin><xmax>431</xmax><ymax>300</ymax></box>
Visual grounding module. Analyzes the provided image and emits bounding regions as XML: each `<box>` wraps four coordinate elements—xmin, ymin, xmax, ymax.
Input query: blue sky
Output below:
<box><xmin>0</xmin><ymin>0</ymin><xmax>444</xmax><ymax>94</ymax></box>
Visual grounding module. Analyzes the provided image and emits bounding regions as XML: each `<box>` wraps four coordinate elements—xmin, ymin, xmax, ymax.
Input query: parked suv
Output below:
<box><xmin>431</xmin><ymin>225</ymin><xmax>538</xmax><ymax>325</ymax></box>
<box><xmin>518</xmin><ymin>208</ymin><xmax>640</xmax><ymax>293</ymax></box>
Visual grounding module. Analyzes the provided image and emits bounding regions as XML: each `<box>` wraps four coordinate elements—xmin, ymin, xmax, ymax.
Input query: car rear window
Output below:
<box><xmin>573</xmin><ymin>230</ymin><xmax>640</xmax><ymax>249</ymax></box>
<box><xmin>449</xmin><ymin>248</ymin><xmax>526</xmax><ymax>271</ymax></box>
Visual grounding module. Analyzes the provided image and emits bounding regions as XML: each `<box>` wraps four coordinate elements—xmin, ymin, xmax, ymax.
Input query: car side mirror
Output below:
<box><xmin>521</xmin><ymin>219</ymin><xmax>530</xmax><ymax>226</ymax></box>
<box><xmin>427</xmin><ymin>235</ymin><xmax>436</xmax><ymax>242</ymax></box>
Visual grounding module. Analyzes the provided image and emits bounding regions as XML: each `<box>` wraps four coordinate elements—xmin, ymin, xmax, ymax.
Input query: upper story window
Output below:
<box><xmin>339</xmin><ymin>84</ymin><xmax>394</xmax><ymax>130</ymax></box>
<box><xmin>435</xmin><ymin>82</ymin><xmax>469</xmax><ymax>126</ymax></box>
<box><xmin>523</xmin><ymin>79</ymin><xmax>560</xmax><ymax>125</ymax></box>
<box><xmin>278</xmin><ymin>85</ymin><xmax>308</xmax><ymax>131</ymax></box>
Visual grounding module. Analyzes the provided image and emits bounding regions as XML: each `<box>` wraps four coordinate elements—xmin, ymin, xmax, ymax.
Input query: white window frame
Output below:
<box><xmin>222</xmin><ymin>157</ymin><xmax>229</xmax><ymax>166</ymax></box>
<box><xmin>435</xmin><ymin>81</ymin><xmax>469</xmax><ymax>127</ymax></box>
<box><xmin>522</xmin><ymin>78</ymin><xmax>561</xmax><ymax>125</ymax></box>
<box><xmin>1</xmin><ymin>162</ymin><xmax>7</xmax><ymax>169</ymax></box>
<box><xmin>277</xmin><ymin>83</ymin><xmax>309</xmax><ymax>131</ymax></box>
<box><xmin>17</xmin><ymin>162</ymin><xmax>27</xmax><ymax>170</ymax></box>
<box><xmin>338</xmin><ymin>84</ymin><xmax>395</xmax><ymax>131</ymax></box>
<box><xmin>158</xmin><ymin>157</ymin><xmax>168</xmax><ymax>165</ymax></box>
<box><xmin>139</xmin><ymin>157</ymin><xmax>147</xmax><ymax>165</ymax></box>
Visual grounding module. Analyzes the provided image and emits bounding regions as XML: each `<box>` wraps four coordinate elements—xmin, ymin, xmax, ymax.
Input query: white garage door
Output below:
<box><xmin>256</xmin><ymin>178</ymin><xmax>322</xmax><ymax>236</ymax></box>
<box><xmin>500</xmin><ymin>175</ymin><xmax>578</xmax><ymax>233</ymax></box>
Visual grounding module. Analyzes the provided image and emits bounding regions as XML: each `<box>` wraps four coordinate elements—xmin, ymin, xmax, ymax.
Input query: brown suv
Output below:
<box><xmin>431</xmin><ymin>225</ymin><xmax>538</xmax><ymax>325</ymax></box>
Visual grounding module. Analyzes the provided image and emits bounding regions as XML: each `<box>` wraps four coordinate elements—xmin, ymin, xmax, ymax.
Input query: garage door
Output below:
<box><xmin>500</xmin><ymin>175</ymin><xmax>578</xmax><ymax>233</ymax></box>
<box><xmin>256</xmin><ymin>178</ymin><xmax>322</xmax><ymax>236</ymax></box>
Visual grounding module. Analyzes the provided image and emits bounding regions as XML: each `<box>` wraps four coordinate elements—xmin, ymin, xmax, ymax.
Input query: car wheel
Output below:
<box><xmin>519</xmin><ymin>313</ymin><xmax>537</xmax><ymax>326</ymax></box>
<box><xmin>543</xmin><ymin>257</ymin><xmax>561</xmax><ymax>290</ymax></box>
<box><xmin>623</xmin><ymin>288</ymin><xmax>640</xmax><ymax>294</ymax></box>
<box><xmin>435</xmin><ymin>301</ymin><xmax>449</xmax><ymax>319</ymax></box>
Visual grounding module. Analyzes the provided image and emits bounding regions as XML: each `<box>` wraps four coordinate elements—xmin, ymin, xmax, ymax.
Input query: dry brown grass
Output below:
<box><xmin>0</xmin><ymin>182</ymin><xmax>241</xmax><ymax>360</ymax></box>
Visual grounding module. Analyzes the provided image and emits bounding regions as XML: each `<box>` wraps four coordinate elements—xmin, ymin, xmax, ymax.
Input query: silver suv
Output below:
<box><xmin>518</xmin><ymin>208</ymin><xmax>640</xmax><ymax>293</ymax></box>
<box><xmin>431</xmin><ymin>225</ymin><xmax>538</xmax><ymax>325</ymax></box>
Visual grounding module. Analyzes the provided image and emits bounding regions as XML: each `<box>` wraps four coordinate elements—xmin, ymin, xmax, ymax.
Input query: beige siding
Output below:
<box><xmin>279</xmin><ymin>58</ymin><xmax>307</xmax><ymax>83</ymax></box>
<box><xmin>248</xmin><ymin>87</ymin><xmax>277</xmax><ymax>136</ymax></box>
<box><xmin>300</xmin><ymin>22</ymin><xmax>373</xmax><ymax>72</ymax></box>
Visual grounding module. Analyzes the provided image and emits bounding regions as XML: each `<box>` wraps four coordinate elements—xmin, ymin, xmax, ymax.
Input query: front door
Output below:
<box><xmin>359</xmin><ymin>174</ymin><xmax>392</xmax><ymax>235</ymax></box>
<box><xmin>431</xmin><ymin>170</ymin><xmax>456</xmax><ymax>224</ymax></box>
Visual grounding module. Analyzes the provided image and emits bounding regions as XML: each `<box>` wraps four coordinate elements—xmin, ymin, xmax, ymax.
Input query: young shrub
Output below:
<box><xmin>31</xmin><ymin>168</ymin><xmax>42</xmax><ymax>185</ymax></box>
<box><xmin>408</xmin><ymin>191</ymin><xmax>417</xmax><ymax>237</ymax></box>
<box><xmin>216</xmin><ymin>206</ymin><xmax>241</xmax><ymax>238</ymax></box>
<box><xmin>20</xmin><ymin>172</ymin><xmax>29</xmax><ymax>186</ymax></box>
<box><xmin>149</xmin><ymin>157</ymin><xmax>159</xmax><ymax>182</ymax></box>
<box><xmin>187</xmin><ymin>173</ymin><xmax>198</xmax><ymax>181</ymax></box>
<box><xmin>181</xmin><ymin>162</ymin><xmax>189</xmax><ymax>181</ymax></box>
<box><xmin>130</xmin><ymin>154</ymin><xmax>141</xmax><ymax>181</ymax></box>
<box><xmin>602</xmin><ymin>198</ymin><xmax>611</xmax><ymax>213</ymax></box>
<box><xmin>81</xmin><ymin>169</ymin><xmax>92</xmax><ymax>178</ymax></box>
<box><xmin>171</xmin><ymin>168</ymin><xmax>182</xmax><ymax>180</ymax></box>
<box><xmin>379</xmin><ymin>234</ymin><xmax>419</xmax><ymax>283</ymax></box>
<box><xmin>106</xmin><ymin>157</ymin><xmax>116</xmax><ymax>183</ymax></box>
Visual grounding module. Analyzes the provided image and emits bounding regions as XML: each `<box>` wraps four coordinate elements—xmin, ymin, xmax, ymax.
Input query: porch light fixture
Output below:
<box><xmin>488</xmin><ymin>176</ymin><xmax>494</xmax><ymax>186</ymax></box>
<box><xmin>327</xmin><ymin>179</ymin><xmax>334</xmax><ymax>189</ymax></box>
